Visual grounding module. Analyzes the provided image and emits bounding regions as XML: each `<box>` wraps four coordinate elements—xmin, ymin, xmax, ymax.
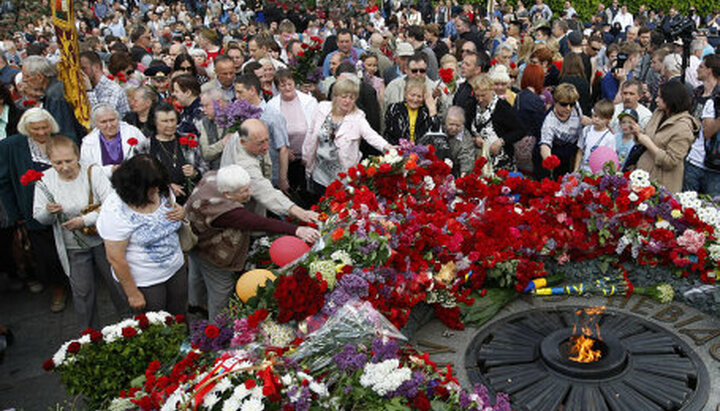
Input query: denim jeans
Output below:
<box><xmin>682</xmin><ymin>161</ymin><xmax>720</xmax><ymax>198</ymax></box>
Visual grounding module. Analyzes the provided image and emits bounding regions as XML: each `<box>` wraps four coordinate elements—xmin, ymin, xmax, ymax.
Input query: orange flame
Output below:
<box><xmin>569</xmin><ymin>306</ymin><xmax>605</xmax><ymax>363</ymax></box>
<box><xmin>569</xmin><ymin>335</ymin><xmax>602</xmax><ymax>363</ymax></box>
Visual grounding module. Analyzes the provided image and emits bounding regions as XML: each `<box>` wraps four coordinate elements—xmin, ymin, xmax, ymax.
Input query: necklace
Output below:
<box><xmin>156</xmin><ymin>138</ymin><xmax>179</xmax><ymax>168</ymax></box>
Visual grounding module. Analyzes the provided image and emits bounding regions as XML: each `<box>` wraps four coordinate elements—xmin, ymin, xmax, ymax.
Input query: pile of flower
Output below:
<box><xmin>109</xmin><ymin>302</ymin><xmax>510</xmax><ymax>411</ymax></box>
<box><xmin>43</xmin><ymin>312</ymin><xmax>187</xmax><ymax>409</ymax></box>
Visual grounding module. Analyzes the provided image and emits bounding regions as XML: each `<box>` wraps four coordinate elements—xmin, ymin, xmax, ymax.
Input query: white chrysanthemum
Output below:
<box><xmin>222</xmin><ymin>395</ymin><xmax>242</xmax><ymax>411</ymax></box>
<box><xmin>231</xmin><ymin>385</ymin><xmax>251</xmax><ymax>402</ymax></box>
<box><xmin>161</xmin><ymin>391</ymin><xmax>187</xmax><ymax>411</ymax></box>
<box><xmin>309</xmin><ymin>381</ymin><xmax>329</xmax><ymax>397</ymax></box>
<box><xmin>260</xmin><ymin>320</ymin><xmax>295</xmax><ymax>347</ymax></box>
<box><xmin>308</xmin><ymin>259</ymin><xmax>338</xmax><ymax>289</ymax></box>
<box><xmin>52</xmin><ymin>341</ymin><xmax>73</xmax><ymax>367</ymax></box>
<box><xmin>698</xmin><ymin>207</ymin><xmax>719</xmax><ymax>226</ymax></box>
<box><xmin>281</xmin><ymin>374</ymin><xmax>293</xmax><ymax>386</ymax></box>
<box><xmin>708</xmin><ymin>244</ymin><xmax>720</xmax><ymax>262</ymax></box>
<box><xmin>359</xmin><ymin>359</ymin><xmax>412</xmax><ymax>396</ymax></box>
<box><xmin>240</xmin><ymin>397</ymin><xmax>264</xmax><ymax>411</ymax></box>
<box><xmin>203</xmin><ymin>392</ymin><xmax>220</xmax><ymax>409</ymax></box>
<box><xmin>629</xmin><ymin>169</ymin><xmax>650</xmax><ymax>186</ymax></box>
<box><xmin>628</xmin><ymin>192</ymin><xmax>639</xmax><ymax>202</ymax></box>
<box><xmin>656</xmin><ymin>220</ymin><xmax>671</xmax><ymax>229</ymax></box>
<box><xmin>145</xmin><ymin>311</ymin><xmax>172</xmax><ymax>325</ymax></box>
<box><xmin>383</xmin><ymin>148</ymin><xmax>402</xmax><ymax>164</ymax></box>
<box><xmin>424</xmin><ymin>175</ymin><xmax>436</xmax><ymax>191</ymax></box>
<box><xmin>77</xmin><ymin>334</ymin><xmax>92</xmax><ymax>345</ymax></box>
<box><xmin>215</xmin><ymin>377</ymin><xmax>233</xmax><ymax>393</ymax></box>
<box><xmin>330</xmin><ymin>250</ymin><xmax>354</xmax><ymax>265</ymax></box>
<box><xmin>637</xmin><ymin>203</ymin><xmax>648</xmax><ymax>212</ymax></box>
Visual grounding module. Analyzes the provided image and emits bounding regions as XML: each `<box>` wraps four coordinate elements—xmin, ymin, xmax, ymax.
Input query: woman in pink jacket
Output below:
<box><xmin>302</xmin><ymin>78</ymin><xmax>391</xmax><ymax>203</ymax></box>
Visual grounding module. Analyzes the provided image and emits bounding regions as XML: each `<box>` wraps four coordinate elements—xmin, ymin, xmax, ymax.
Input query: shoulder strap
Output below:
<box><xmin>87</xmin><ymin>164</ymin><xmax>95</xmax><ymax>207</ymax></box>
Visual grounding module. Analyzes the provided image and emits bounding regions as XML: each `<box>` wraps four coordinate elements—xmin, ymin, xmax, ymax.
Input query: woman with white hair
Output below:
<box><xmin>185</xmin><ymin>165</ymin><xmax>320</xmax><ymax>319</ymax></box>
<box><xmin>80</xmin><ymin>104</ymin><xmax>148</xmax><ymax>177</ymax></box>
<box><xmin>489</xmin><ymin>64</ymin><xmax>516</xmax><ymax>106</ymax></box>
<box><xmin>0</xmin><ymin>108</ymin><xmax>68</xmax><ymax>311</ymax></box>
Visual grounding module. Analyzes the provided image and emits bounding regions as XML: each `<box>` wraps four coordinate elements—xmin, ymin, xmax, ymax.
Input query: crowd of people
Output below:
<box><xmin>1</xmin><ymin>0</ymin><xmax>720</xmax><ymax>341</ymax></box>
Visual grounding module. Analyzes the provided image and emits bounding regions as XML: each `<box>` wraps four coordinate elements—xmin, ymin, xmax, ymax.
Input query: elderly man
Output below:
<box><xmin>220</xmin><ymin>119</ymin><xmax>317</xmax><ymax>222</ymax></box>
<box><xmin>20</xmin><ymin>56</ymin><xmax>85</xmax><ymax>142</ymax></box>
<box><xmin>79</xmin><ymin>50</ymin><xmax>130</xmax><ymax>117</ymax></box>
<box><xmin>80</xmin><ymin>104</ymin><xmax>147</xmax><ymax>177</ymax></box>
<box><xmin>232</xmin><ymin>74</ymin><xmax>290</xmax><ymax>191</ymax></box>
<box><xmin>200</xmin><ymin>55</ymin><xmax>236</xmax><ymax>101</ymax></box>
<box><xmin>197</xmin><ymin>88</ymin><xmax>232</xmax><ymax>170</ymax></box>
<box><xmin>368</xmin><ymin>33</ymin><xmax>393</xmax><ymax>75</ymax></box>
<box><xmin>186</xmin><ymin>164</ymin><xmax>319</xmax><ymax>319</ymax></box>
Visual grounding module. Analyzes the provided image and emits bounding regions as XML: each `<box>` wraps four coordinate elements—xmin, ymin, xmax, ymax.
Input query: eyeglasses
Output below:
<box><xmin>461</xmin><ymin>48</ymin><xmax>474</xmax><ymax>53</ymax></box>
<box><xmin>557</xmin><ymin>101</ymin><xmax>576</xmax><ymax>107</ymax></box>
<box><xmin>410</xmin><ymin>68</ymin><xmax>427</xmax><ymax>74</ymax></box>
<box><xmin>178</xmin><ymin>66</ymin><xmax>193</xmax><ymax>72</ymax></box>
<box><xmin>591</xmin><ymin>46</ymin><xmax>602</xmax><ymax>52</ymax></box>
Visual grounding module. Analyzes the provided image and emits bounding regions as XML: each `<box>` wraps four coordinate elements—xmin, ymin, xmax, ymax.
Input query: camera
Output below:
<box><xmin>614</xmin><ymin>53</ymin><xmax>628</xmax><ymax>72</ymax></box>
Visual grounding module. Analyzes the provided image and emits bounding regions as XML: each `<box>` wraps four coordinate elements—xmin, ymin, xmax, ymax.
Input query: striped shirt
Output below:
<box><xmin>539</xmin><ymin>104</ymin><xmax>583</xmax><ymax>148</ymax></box>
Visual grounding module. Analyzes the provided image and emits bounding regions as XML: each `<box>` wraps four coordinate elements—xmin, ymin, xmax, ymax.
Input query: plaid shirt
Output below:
<box><xmin>88</xmin><ymin>75</ymin><xmax>131</xmax><ymax>118</ymax></box>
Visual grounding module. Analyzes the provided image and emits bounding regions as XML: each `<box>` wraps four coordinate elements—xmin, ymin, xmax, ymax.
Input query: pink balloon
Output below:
<box><xmin>270</xmin><ymin>236</ymin><xmax>311</xmax><ymax>267</ymax></box>
<box><xmin>588</xmin><ymin>146</ymin><xmax>619</xmax><ymax>174</ymax></box>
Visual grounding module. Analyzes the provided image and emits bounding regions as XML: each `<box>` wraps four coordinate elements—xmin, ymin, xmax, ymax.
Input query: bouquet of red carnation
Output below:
<box><xmin>438</xmin><ymin>67</ymin><xmax>456</xmax><ymax>94</ymax></box>
<box><xmin>273</xmin><ymin>266</ymin><xmax>325</xmax><ymax>323</ymax></box>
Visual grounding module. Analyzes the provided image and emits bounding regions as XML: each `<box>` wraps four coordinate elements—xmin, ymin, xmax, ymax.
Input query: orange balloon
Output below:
<box><xmin>236</xmin><ymin>269</ymin><xmax>276</xmax><ymax>302</ymax></box>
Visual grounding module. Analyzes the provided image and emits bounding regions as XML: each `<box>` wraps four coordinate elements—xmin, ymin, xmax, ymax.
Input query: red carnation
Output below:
<box><xmin>42</xmin><ymin>359</ymin><xmax>55</xmax><ymax>371</ymax></box>
<box><xmin>90</xmin><ymin>329</ymin><xmax>103</xmax><ymax>342</ymax></box>
<box><xmin>178</xmin><ymin>137</ymin><xmax>189</xmax><ymax>146</ymax></box>
<box><xmin>22</xmin><ymin>99</ymin><xmax>37</xmax><ymax>108</ymax></box>
<box><xmin>542</xmin><ymin>155</ymin><xmax>561</xmax><ymax>170</ymax></box>
<box><xmin>174</xmin><ymin>314</ymin><xmax>185</xmax><ymax>323</ymax></box>
<box><xmin>438</xmin><ymin>67</ymin><xmax>454</xmax><ymax>83</ymax></box>
<box><xmin>121</xmin><ymin>326</ymin><xmax>138</xmax><ymax>338</ymax></box>
<box><xmin>107</xmin><ymin>74</ymin><xmax>115</xmax><ymax>81</ymax></box>
<box><xmin>297</xmin><ymin>51</ymin><xmax>305</xmax><ymax>58</ymax></box>
<box><xmin>301</xmin><ymin>43</ymin><xmax>309</xmax><ymax>49</ymax></box>
<box><xmin>187</xmin><ymin>139</ymin><xmax>198</xmax><ymax>148</ymax></box>
<box><xmin>135</xmin><ymin>313</ymin><xmax>150</xmax><ymax>329</ymax></box>
<box><xmin>67</xmin><ymin>341</ymin><xmax>81</xmax><ymax>354</ymax></box>
<box><xmin>127</xmin><ymin>137</ymin><xmax>139</xmax><ymax>146</ymax></box>
<box><xmin>245</xmin><ymin>379</ymin><xmax>256</xmax><ymax>389</ymax></box>
<box><xmin>413</xmin><ymin>392</ymin><xmax>431</xmax><ymax>411</ymax></box>
<box><xmin>20</xmin><ymin>169</ymin><xmax>44</xmax><ymax>186</ymax></box>
<box><xmin>204</xmin><ymin>324</ymin><xmax>220</xmax><ymax>339</ymax></box>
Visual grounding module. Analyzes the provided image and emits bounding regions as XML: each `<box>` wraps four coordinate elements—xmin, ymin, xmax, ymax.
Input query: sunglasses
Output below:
<box><xmin>461</xmin><ymin>48</ymin><xmax>474</xmax><ymax>53</ymax></box>
<box><xmin>591</xmin><ymin>46</ymin><xmax>602</xmax><ymax>52</ymax></box>
<box><xmin>557</xmin><ymin>101</ymin><xmax>576</xmax><ymax>107</ymax></box>
<box><xmin>178</xmin><ymin>66</ymin><xmax>193</xmax><ymax>71</ymax></box>
<box><xmin>410</xmin><ymin>68</ymin><xmax>427</xmax><ymax>74</ymax></box>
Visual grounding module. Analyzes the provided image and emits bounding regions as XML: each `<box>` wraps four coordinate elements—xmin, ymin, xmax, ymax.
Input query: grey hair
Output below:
<box><xmin>445</xmin><ymin>106</ymin><xmax>466</xmax><ymax>122</ymax></box>
<box><xmin>201</xmin><ymin>87</ymin><xmax>229</xmax><ymax>102</ymax></box>
<box><xmin>22</xmin><ymin>56</ymin><xmax>57</xmax><ymax>78</ymax></box>
<box><xmin>17</xmin><ymin>108</ymin><xmax>60</xmax><ymax>136</ymax></box>
<box><xmin>131</xmin><ymin>85</ymin><xmax>159</xmax><ymax>104</ymax></box>
<box><xmin>216</xmin><ymin>164</ymin><xmax>251</xmax><ymax>193</ymax></box>
<box><xmin>494</xmin><ymin>42</ymin><xmax>514</xmax><ymax>57</ymax></box>
<box><xmin>690</xmin><ymin>39</ymin><xmax>705</xmax><ymax>53</ymax></box>
<box><xmin>90</xmin><ymin>104</ymin><xmax>119</xmax><ymax>128</ymax></box>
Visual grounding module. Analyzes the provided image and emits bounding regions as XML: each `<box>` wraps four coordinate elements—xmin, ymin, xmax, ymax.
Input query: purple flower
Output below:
<box><xmin>371</xmin><ymin>338</ymin><xmax>398</xmax><ymax>363</ymax></box>
<box><xmin>494</xmin><ymin>392</ymin><xmax>512</xmax><ymax>411</ymax></box>
<box><xmin>214</xmin><ymin>98</ymin><xmax>263</xmax><ymax>130</ymax></box>
<box><xmin>333</xmin><ymin>343</ymin><xmax>367</xmax><ymax>372</ymax></box>
<box><xmin>389</xmin><ymin>371</ymin><xmax>425</xmax><ymax>399</ymax></box>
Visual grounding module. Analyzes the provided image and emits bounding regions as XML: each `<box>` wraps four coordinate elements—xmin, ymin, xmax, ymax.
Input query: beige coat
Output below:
<box><xmin>636</xmin><ymin>109</ymin><xmax>700</xmax><ymax>193</ymax></box>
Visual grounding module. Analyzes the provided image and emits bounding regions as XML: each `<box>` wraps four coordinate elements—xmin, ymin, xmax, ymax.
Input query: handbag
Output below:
<box><xmin>512</xmin><ymin>96</ymin><xmax>536</xmax><ymax>173</ymax></box>
<box><xmin>704</xmin><ymin>130</ymin><xmax>720</xmax><ymax>171</ymax></box>
<box><xmin>79</xmin><ymin>165</ymin><xmax>101</xmax><ymax>236</ymax></box>
<box><xmin>178</xmin><ymin>219</ymin><xmax>197</xmax><ymax>252</ymax></box>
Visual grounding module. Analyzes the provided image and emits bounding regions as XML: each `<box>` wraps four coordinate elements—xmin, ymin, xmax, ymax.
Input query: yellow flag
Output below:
<box><xmin>51</xmin><ymin>0</ymin><xmax>90</xmax><ymax>130</ymax></box>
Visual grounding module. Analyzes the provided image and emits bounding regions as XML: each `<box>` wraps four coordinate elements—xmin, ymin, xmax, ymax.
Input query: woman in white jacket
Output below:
<box><xmin>267</xmin><ymin>69</ymin><xmax>319</xmax><ymax>207</ymax></box>
<box><xmin>302</xmin><ymin>78</ymin><xmax>390</xmax><ymax>204</ymax></box>
<box><xmin>34</xmin><ymin>136</ymin><xmax>129</xmax><ymax>330</ymax></box>
<box><xmin>80</xmin><ymin>104</ymin><xmax>148</xmax><ymax>177</ymax></box>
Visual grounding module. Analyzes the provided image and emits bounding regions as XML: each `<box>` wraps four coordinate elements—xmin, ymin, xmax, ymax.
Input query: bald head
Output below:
<box><xmin>239</xmin><ymin>119</ymin><xmax>270</xmax><ymax>157</ymax></box>
<box><xmin>369</xmin><ymin>33</ymin><xmax>383</xmax><ymax>48</ymax></box>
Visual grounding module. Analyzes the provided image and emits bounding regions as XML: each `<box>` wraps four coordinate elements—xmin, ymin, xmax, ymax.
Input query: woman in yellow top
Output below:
<box><xmin>383</xmin><ymin>78</ymin><xmax>440</xmax><ymax>145</ymax></box>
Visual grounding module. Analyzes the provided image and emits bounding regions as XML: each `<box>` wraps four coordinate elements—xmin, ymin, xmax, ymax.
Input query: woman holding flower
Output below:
<box><xmin>97</xmin><ymin>155</ymin><xmax>187</xmax><ymax>315</ymax></box>
<box><xmin>470</xmin><ymin>74</ymin><xmax>525</xmax><ymax>172</ymax></box>
<box><xmin>303</xmin><ymin>78</ymin><xmax>391</xmax><ymax>203</ymax></box>
<box><xmin>149</xmin><ymin>103</ymin><xmax>207</xmax><ymax>205</ymax></box>
<box><xmin>33</xmin><ymin>136</ymin><xmax>129</xmax><ymax>330</ymax></box>
<box><xmin>384</xmin><ymin>78</ymin><xmax>441</xmax><ymax>145</ymax></box>
<box><xmin>80</xmin><ymin>104</ymin><xmax>148</xmax><ymax>178</ymax></box>
<box><xmin>0</xmin><ymin>108</ymin><xmax>68</xmax><ymax>312</ymax></box>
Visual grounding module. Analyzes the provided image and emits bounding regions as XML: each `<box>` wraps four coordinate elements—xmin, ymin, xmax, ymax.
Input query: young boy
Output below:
<box><xmin>614</xmin><ymin>108</ymin><xmax>639</xmax><ymax>169</ymax></box>
<box><xmin>574</xmin><ymin>99</ymin><xmax>615</xmax><ymax>173</ymax></box>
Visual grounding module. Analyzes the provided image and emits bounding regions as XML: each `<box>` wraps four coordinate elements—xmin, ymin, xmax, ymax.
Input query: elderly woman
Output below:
<box><xmin>267</xmin><ymin>69</ymin><xmax>318</xmax><ymax>207</ymax></box>
<box><xmin>149</xmin><ymin>103</ymin><xmax>207</xmax><ymax>204</ymax></box>
<box><xmin>303</xmin><ymin>78</ymin><xmax>391</xmax><ymax>202</ymax></box>
<box><xmin>635</xmin><ymin>82</ymin><xmax>699</xmax><ymax>192</ymax></box>
<box><xmin>384</xmin><ymin>77</ymin><xmax>440</xmax><ymax>145</ymax></box>
<box><xmin>443</xmin><ymin>106</ymin><xmax>476</xmax><ymax>177</ymax></box>
<box><xmin>80</xmin><ymin>104</ymin><xmax>148</xmax><ymax>177</ymax></box>
<box><xmin>33</xmin><ymin>136</ymin><xmax>129</xmax><ymax>329</ymax></box>
<box><xmin>197</xmin><ymin>88</ymin><xmax>232</xmax><ymax>170</ymax></box>
<box><xmin>186</xmin><ymin>165</ymin><xmax>320</xmax><ymax>319</ymax></box>
<box><xmin>537</xmin><ymin>83</ymin><xmax>584</xmax><ymax>178</ymax></box>
<box><xmin>0</xmin><ymin>108</ymin><xmax>67</xmax><ymax>311</ymax></box>
<box><xmin>470</xmin><ymin>74</ymin><xmax>525</xmax><ymax>172</ymax></box>
<box><xmin>489</xmin><ymin>64</ymin><xmax>516</xmax><ymax>106</ymax></box>
<box><xmin>124</xmin><ymin>85</ymin><xmax>158</xmax><ymax>137</ymax></box>
<box><xmin>97</xmin><ymin>154</ymin><xmax>187</xmax><ymax>315</ymax></box>
<box><xmin>171</xmin><ymin>74</ymin><xmax>202</xmax><ymax>137</ymax></box>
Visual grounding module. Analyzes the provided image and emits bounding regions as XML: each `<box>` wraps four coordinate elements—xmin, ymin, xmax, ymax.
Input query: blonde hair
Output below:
<box><xmin>404</xmin><ymin>78</ymin><xmax>426</xmax><ymax>96</ymax></box>
<box><xmin>46</xmin><ymin>135</ymin><xmax>79</xmax><ymax>159</ymax></box>
<box><xmin>331</xmin><ymin>78</ymin><xmax>359</xmax><ymax>114</ymax></box>
<box><xmin>553</xmin><ymin>83</ymin><xmax>579</xmax><ymax>103</ymax></box>
<box><xmin>469</xmin><ymin>73</ymin><xmax>494</xmax><ymax>92</ymax></box>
